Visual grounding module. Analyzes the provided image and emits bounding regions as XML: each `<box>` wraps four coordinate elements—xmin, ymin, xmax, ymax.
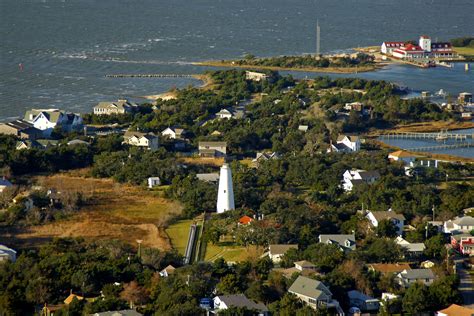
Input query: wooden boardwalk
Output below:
<box><xmin>381</xmin><ymin>131</ymin><xmax>472</xmax><ymax>141</ymax></box>
<box><xmin>105</xmin><ymin>74</ymin><xmax>195</xmax><ymax>78</ymax></box>
<box><xmin>406</xmin><ymin>142</ymin><xmax>473</xmax><ymax>152</ymax></box>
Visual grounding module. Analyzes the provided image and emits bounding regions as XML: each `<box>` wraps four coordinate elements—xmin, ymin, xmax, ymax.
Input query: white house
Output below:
<box><xmin>342</xmin><ymin>169</ymin><xmax>380</xmax><ymax>191</ymax></box>
<box><xmin>381</xmin><ymin>42</ymin><xmax>405</xmax><ymax>55</ymax></box>
<box><xmin>366</xmin><ymin>209</ymin><xmax>405</xmax><ymax>235</ymax></box>
<box><xmin>213</xmin><ymin>294</ymin><xmax>268</xmax><ymax>315</ymax></box>
<box><xmin>123</xmin><ymin>131</ymin><xmax>159</xmax><ymax>151</ymax></box>
<box><xmin>396</xmin><ymin>269</ymin><xmax>436</xmax><ymax>287</ymax></box>
<box><xmin>147</xmin><ymin>177</ymin><xmax>161</xmax><ymax>188</ymax></box>
<box><xmin>0</xmin><ymin>178</ymin><xmax>13</xmax><ymax>193</ymax></box>
<box><xmin>216</xmin><ymin>107</ymin><xmax>245</xmax><ymax>120</ymax></box>
<box><xmin>288</xmin><ymin>276</ymin><xmax>343</xmax><ymax>315</ymax></box>
<box><xmin>444</xmin><ymin>216</ymin><xmax>474</xmax><ymax>234</ymax></box>
<box><xmin>268</xmin><ymin>244</ymin><xmax>298</xmax><ymax>263</ymax></box>
<box><xmin>0</xmin><ymin>244</ymin><xmax>17</xmax><ymax>262</ymax></box>
<box><xmin>388</xmin><ymin>150</ymin><xmax>417</xmax><ymax>165</ymax></box>
<box><xmin>93</xmin><ymin>99</ymin><xmax>136</xmax><ymax>115</ymax></box>
<box><xmin>24</xmin><ymin>109</ymin><xmax>83</xmax><ymax>137</ymax></box>
<box><xmin>245</xmin><ymin>71</ymin><xmax>269</xmax><ymax>82</ymax></box>
<box><xmin>329</xmin><ymin>135</ymin><xmax>360</xmax><ymax>153</ymax></box>
<box><xmin>161</xmin><ymin>127</ymin><xmax>185</xmax><ymax>139</ymax></box>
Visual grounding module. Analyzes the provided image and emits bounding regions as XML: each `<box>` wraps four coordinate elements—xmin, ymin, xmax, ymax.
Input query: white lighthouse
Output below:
<box><xmin>216</xmin><ymin>163</ymin><xmax>235</xmax><ymax>213</ymax></box>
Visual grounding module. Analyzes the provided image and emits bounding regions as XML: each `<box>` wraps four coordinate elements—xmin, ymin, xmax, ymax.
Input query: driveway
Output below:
<box><xmin>455</xmin><ymin>259</ymin><xmax>474</xmax><ymax>308</ymax></box>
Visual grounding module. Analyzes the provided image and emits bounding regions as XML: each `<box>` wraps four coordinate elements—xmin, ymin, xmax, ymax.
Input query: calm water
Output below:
<box><xmin>379</xmin><ymin>128</ymin><xmax>474</xmax><ymax>159</ymax></box>
<box><xmin>1</xmin><ymin>0</ymin><xmax>474</xmax><ymax>120</ymax></box>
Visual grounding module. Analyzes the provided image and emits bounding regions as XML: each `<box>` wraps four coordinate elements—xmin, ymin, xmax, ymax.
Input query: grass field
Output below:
<box><xmin>0</xmin><ymin>172</ymin><xmax>182</xmax><ymax>250</ymax></box>
<box><xmin>454</xmin><ymin>46</ymin><xmax>474</xmax><ymax>57</ymax></box>
<box><xmin>165</xmin><ymin>219</ymin><xmax>195</xmax><ymax>255</ymax></box>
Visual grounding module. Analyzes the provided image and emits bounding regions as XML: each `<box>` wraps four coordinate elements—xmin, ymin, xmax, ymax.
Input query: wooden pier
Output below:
<box><xmin>105</xmin><ymin>74</ymin><xmax>195</xmax><ymax>78</ymax></box>
<box><xmin>380</xmin><ymin>131</ymin><xmax>472</xmax><ymax>141</ymax></box>
<box><xmin>405</xmin><ymin>142</ymin><xmax>473</xmax><ymax>152</ymax></box>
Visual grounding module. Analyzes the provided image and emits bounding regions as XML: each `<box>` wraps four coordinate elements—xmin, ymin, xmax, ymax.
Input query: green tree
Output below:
<box><xmin>402</xmin><ymin>282</ymin><xmax>430</xmax><ymax>314</ymax></box>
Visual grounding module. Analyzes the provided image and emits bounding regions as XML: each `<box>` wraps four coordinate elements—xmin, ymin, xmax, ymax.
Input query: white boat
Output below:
<box><xmin>435</xmin><ymin>89</ymin><xmax>447</xmax><ymax>97</ymax></box>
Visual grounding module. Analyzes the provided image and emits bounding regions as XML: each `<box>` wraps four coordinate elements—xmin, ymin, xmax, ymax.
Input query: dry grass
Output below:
<box><xmin>0</xmin><ymin>173</ymin><xmax>182</xmax><ymax>250</ymax></box>
<box><xmin>389</xmin><ymin>121</ymin><xmax>474</xmax><ymax>133</ymax></box>
<box><xmin>179</xmin><ymin>157</ymin><xmax>224</xmax><ymax>167</ymax></box>
<box><xmin>454</xmin><ymin>46</ymin><xmax>474</xmax><ymax>57</ymax></box>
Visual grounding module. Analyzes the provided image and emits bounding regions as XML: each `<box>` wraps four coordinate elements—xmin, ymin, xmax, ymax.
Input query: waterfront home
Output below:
<box><xmin>268</xmin><ymin>244</ymin><xmax>298</xmax><ymax>263</ymax></box>
<box><xmin>347</xmin><ymin>290</ymin><xmax>380</xmax><ymax>312</ymax></box>
<box><xmin>366</xmin><ymin>209</ymin><xmax>405</xmax><ymax>235</ymax></box>
<box><xmin>288</xmin><ymin>276</ymin><xmax>343</xmax><ymax>315</ymax></box>
<box><xmin>328</xmin><ymin>135</ymin><xmax>360</xmax><ymax>153</ymax></box>
<box><xmin>443</xmin><ymin>216</ymin><xmax>474</xmax><ymax>234</ymax></box>
<box><xmin>0</xmin><ymin>119</ymin><xmax>41</xmax><ymax>140</ymax></box>
<box><xmin>450</xmin><ymin>233</ymin><xmax>474</xmax><ymax>256</ymax></box>
<box><xmin>196</xmin><ymin>173</ymin><xmax>220</xmax><ymax>183</ymax></box>
<box><xmin>123</xmin><ymin>131</ymin><xmax>159</xmax><ymax>151</ymax></box>
<box><xmin>395</xmin><ymin>236</ymin><xmax>426</xmax><ymax>258</ymax></box>
<box><xmin>198</xmin><ymin>141</ymin><xmax>227</xmax><ymax>158</ymax></box>
<box><xmin>436</xmin><ymin>304</ymin><xmax>474</xmax><ymax>316</ymax></box>
<box><xmin>0</xmin><ymin>178</ymin><xmax>13</xmax><ymax>193</ymax></box>
<box><xmin>396</xmin><ymin>269</ymin><xmax>436</xmax><ymax>287</ymax></box>
<box><xmin>381</xmin><ymin>41</ymin><xmax>405</xmax><ymax>55</ymax></box>
<box><xmin>213</xmin><ymin>294</ymin><xmax>268</xmax><ymax>315</ymax></box>
<box><xmin>0</xmin><ymin>244</ymin><xmax>17</xmax><ymax>262</ymax></box>
<box><xmin>24</xmin><ymin>109</ymin><xmax>83</xmax><ymax>137</ymax></box>
<box><xmin>342</xmin><ymin>169</ymin><xmax>380</xmax><ymax>191</ymax></box>
<box><xmin>318</xmin><ymin>234</ymin><xmax>356</xmax><ymax>253</ymax></box>
<box><xmin>386</xmin><ymin>35</ymin><xmax>456</xmax><ymax>60</ymax></box>
<box><xmin>93</xmin><ymin>99</ymin><xmax>136</xmax><ymax>115</ymax></box>
<box><xmin>161</xmin><ymin>126</ymin><xmax>186</xmax><ymax>139</ymax></box>
<box><xmin>159</xmin><ymin>265</ymin><xmax>176</xmax><ymax>278</ymax></box>
<box><xmin>147</xmin><ymin>177</ymin><xmax>161</xmax><ymax>188</ymax></box>
<box><xmin>245</xmin><ymin>71</ymin><xmax>269</xmax><ymax>82</ymax></box>
<box><xmin>368</xmin><ymin>263</ymin><xmax>411</xmax><ymax>275</ymax></box>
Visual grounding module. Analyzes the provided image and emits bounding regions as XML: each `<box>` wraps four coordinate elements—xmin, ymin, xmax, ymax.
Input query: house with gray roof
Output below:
<box><xmin>196</xmin><ymin>173</ymin><xmax>220</xmax><ymax>183</ymax></box>
<box><xmin>24</xmin><ymin>109</ymin><xmax>82</xmax><ymax>137</ymax></box>
<box><xmin>347</xmin><ymin>290</ymin><xmax>380</xmax><ymax>312</ymax></box>
<box><xmin>0</xmin><ymin>179</ymin><xmax>13</xmax><ymax>194</ymax></box>
<box><xmin>213</xmin><ymin>294</ymin><xmax>268</xmax><ymax>315</ymax></box>
<box><xmin>396</xmin><ymin>269</ymin><xmax>436</xmax><ymax>287</ymax></box>
<box><xmin>162</xmin><ymin>126</ymin><xmax>186</xmax><ymax>139</ymax></box>
<box><xmin>288</xmin><ymin>276</ymin><xmax>343</xmax><ymax>314</ymax></box>
<box><xmin>123</xmin><ymin>130</ymin><xmax>159</xmax><ymax>151</ymax></box>
<box><xmin>319</xmin><ymin>234</ymin><xmax>356</xmax><ymax>253</ymax></box>
<box><xmin>198</xmin><ymin>141</ymin><xmax>227</xmax><ymax>158</ymax></box>
<box><xmin>396</xmin><ymin>237</ymin><xmax>426</xmax><ymax>258</ymax></box>
<box><xmin>216</xmin><ymin>106</ymin><xmax>246</xmax><ymax>120</ymax></box>
<box><xmin>443</xmin><ymin>216</ymin><xmax>474</xmax><ymax>234</ymax></box>
<box><xmin>0</xmin><ymin>119</ymin><xmax>41</xmax><ymax>140</ymax></box>
<box><xmin>342</xmin><ymin>169</ymin><xmax>380</xmax><ymax>191</ymax></box>
<box><xmin>93</xmin><ymin>99</ymin><xmax>136</xmax><ymax>115</ymax></box>
<box><xmin>328</xmin><ymin>135</ymin><xmax>361</xmax><ymax>153</ymax></box>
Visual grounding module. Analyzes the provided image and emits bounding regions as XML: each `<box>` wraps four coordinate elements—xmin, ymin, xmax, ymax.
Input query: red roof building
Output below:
<box><xmin>239</xmin><ymin>215</ymin><xmax>254</xmax><ymax>225</ymax></box>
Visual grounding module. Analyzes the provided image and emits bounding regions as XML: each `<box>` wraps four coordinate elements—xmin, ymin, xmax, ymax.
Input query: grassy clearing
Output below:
<box><xmin>0</xmin><ymin>173</ymin><xmax>182</xmax><ymax>250</ymax></box>
<box><xmin>204</xmin><ymin>243</ymin><xmax>264</xmax><ymax>263</ymax></box>
<box><xmin>179</xmin><ymin>157</ymin><xmax>224</xmax><ymax>167</ymax></box>
<box><xmin>454</xmin><ymin>46</ymin><xmax>474</xmax><ymax>57</ymax></box>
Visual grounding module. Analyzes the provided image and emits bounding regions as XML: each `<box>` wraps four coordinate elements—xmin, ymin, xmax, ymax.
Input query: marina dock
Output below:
<box><xmin>380</xmin><ymin>132</ymin><xmax>472</xmax><ymax>141</ymax></box>
<box><xmin>405</xmin><ymin>142</ymin><xmax>473</xmax><ymax>152</ymax></box>
<box><xmin>105</xmin><ymin>74</ymin><xmax>195</xmax><ymax>78</ymax></box>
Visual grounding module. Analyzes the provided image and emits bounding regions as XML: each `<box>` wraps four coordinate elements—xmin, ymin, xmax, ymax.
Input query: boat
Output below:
<box><xmin>435</xmin><ymin>135</ymin><xmax>448</xmax><ymax>141</ymax></box>
<box><xmin>435</xmin><ymin>89</ymin><xmax>447</xmax><ymax>97</ymax></box>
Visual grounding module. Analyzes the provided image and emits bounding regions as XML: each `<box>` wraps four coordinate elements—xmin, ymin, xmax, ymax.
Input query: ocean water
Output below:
<box><xmin>1</xmin><ymin>0</ymin><xmax>473</xmax><ymax>120</ymax></box>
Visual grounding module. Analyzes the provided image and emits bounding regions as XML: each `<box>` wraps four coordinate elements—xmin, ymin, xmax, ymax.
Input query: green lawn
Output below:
<box><xmin>204</xmin><ymin>242</ymin><xmax>264</xmax><ymax>263</ymax></box>
<box><xmin>166</xmin><ymin>219</ymin><xmax>194</xmax><ymax>255</ymax></box>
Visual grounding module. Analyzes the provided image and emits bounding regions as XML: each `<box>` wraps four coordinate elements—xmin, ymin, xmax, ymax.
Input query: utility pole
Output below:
<box><xmin>432</xmin><ymin>205</ymin><xmax>435</xmax><ymax>221</ymax></box>
<box><xmin>136</xmin><ymin>239</ymin><xmax>143</xmax><ymax>259</ymax></box>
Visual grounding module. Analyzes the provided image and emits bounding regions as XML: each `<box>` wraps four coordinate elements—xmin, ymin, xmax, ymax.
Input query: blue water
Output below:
<box><xmin>379</xmin><ymin>128</ymin><xmax>474</xmax><ymax>159</ymax></box>
<box><xmin>1</xmin><ymin>0</ymin><xmax>473</xmax><ymax>120</ymax></box>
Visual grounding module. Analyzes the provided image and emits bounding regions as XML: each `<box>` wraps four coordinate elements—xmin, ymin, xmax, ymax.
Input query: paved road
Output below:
<box><xmin>455</xmin><ymin>259</ymin><xmax>474</xmax><ymax>308</ymax></box>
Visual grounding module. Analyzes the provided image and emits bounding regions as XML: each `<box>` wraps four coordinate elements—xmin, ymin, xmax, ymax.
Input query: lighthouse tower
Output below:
<box><xmin>216</xmin><ymin>163</ymin><xmax>235</xmax><ymax>213</ymax></box>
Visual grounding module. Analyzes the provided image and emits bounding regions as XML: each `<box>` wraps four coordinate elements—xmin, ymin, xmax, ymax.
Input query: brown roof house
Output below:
<box><xmin>368</xmin><ymin>263</ymin><xmax>411</xmax><ymax>275</ymax></box>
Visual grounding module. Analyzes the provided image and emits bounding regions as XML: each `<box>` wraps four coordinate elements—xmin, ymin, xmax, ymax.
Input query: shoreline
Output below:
<box><xmin>192</xmin><ymin>61</ymin><xmax>383</xmax><ymax>74</ymax></box>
